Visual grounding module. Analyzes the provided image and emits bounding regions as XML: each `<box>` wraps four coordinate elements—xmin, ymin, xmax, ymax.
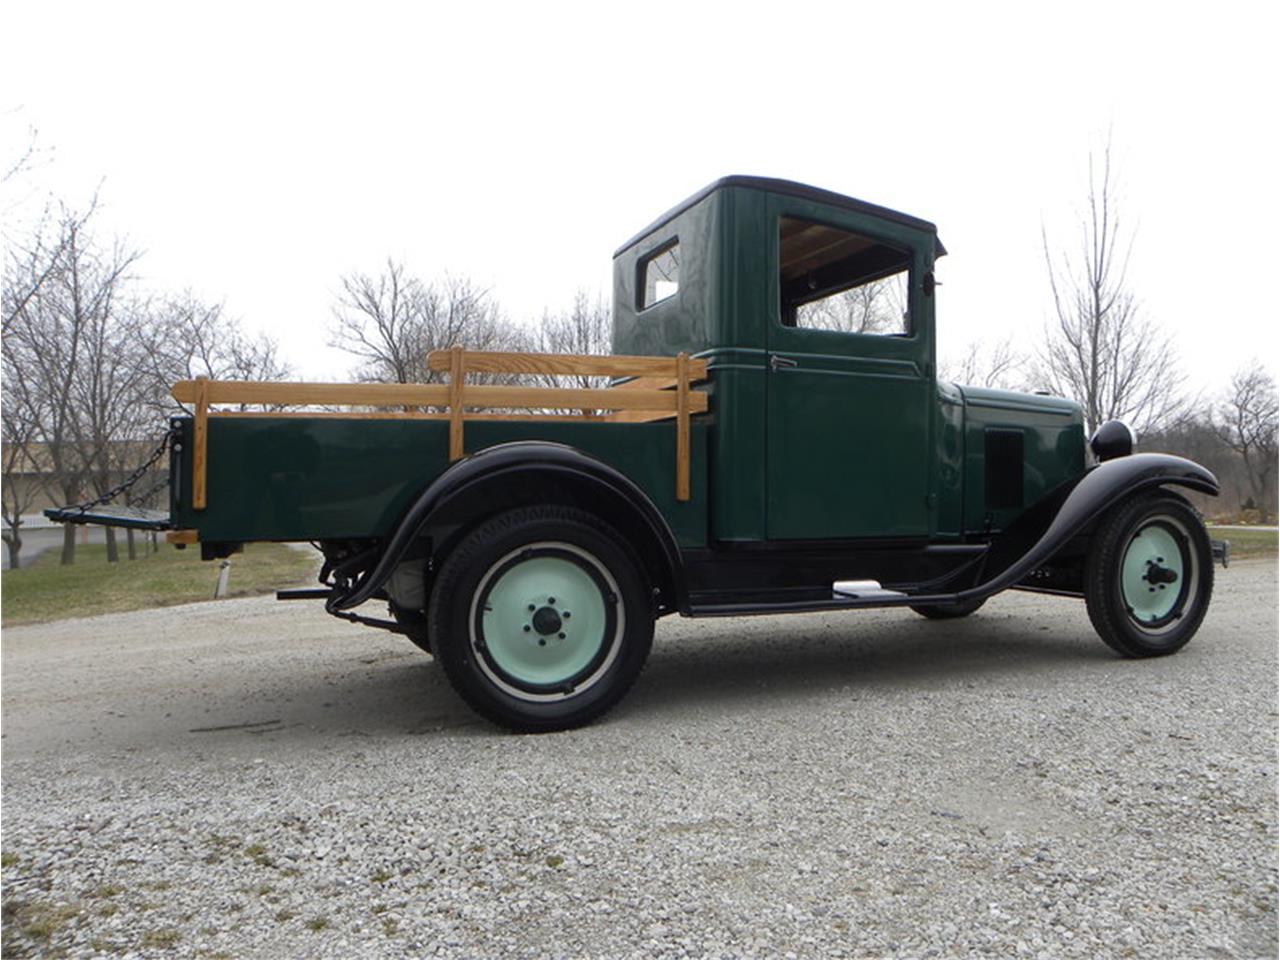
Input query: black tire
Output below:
<box><xmin>427</xmin><ymin>505</ymin><xmax>654</xmax><ymax>732</ymax></box>
<box><xmin>909</xmin><ymin>596</ymin><xmax>987</xmax><ymax>620</ymax></box>
<box><xmin>1084</xmin><ymin>492</ymin><xmax>1213</xmax><ymax>658</ymax></box>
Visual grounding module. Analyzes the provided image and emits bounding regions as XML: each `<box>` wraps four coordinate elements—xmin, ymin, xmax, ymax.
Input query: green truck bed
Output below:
<box><xmin>169</xmin><ymin>415</ymin><xmax>709</xmax><ymax>549</ymax></box>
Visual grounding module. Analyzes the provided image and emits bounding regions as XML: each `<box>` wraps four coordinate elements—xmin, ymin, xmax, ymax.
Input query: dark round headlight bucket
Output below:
<box><xmin>1090</xmin><ymin>419</ymin><xmax>1136</xmax><ymax>462</ymax></box>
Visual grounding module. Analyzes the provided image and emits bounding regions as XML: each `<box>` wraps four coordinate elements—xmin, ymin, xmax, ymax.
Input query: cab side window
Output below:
<box><xmin>779</xmin><ymin>217</ymin><xmax>911</xmax><ymax>335</ymax></box>
<box><xmin>638</xmin><ymin>239</ymin><xmax>680</xmax><ymax>310</ymax></box>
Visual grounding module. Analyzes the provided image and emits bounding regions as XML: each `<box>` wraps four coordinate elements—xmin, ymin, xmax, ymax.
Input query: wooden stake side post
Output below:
<box><xmin>675</xmin><ymin>352</ymin><xmax>691</xmax><ymax>502</ymax></box>
<box><xmin>193</xmin><ymin>376</ymin><xmax>209</xmax><ymax>510</ymax></box>
<box><xmin>448</xmin><ymin>344</ymin><xmax>465</xmax><ymax>461</ymax></box>
<box><xmin>171</xmin><ymin>349</ymin><xmax>708</xmax><ymax>511</ymax></box>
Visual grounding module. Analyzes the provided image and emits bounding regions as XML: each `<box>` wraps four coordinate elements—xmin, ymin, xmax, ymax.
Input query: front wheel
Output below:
<box><xmin>1084</xmin><ymin>492</ymin><xmax>1213</xmax><ymax>657</ymax></box>
<box><xmin>427</xmin><ymin>506</ymin><xmax>654</xmax><ymax>732</ymax></box>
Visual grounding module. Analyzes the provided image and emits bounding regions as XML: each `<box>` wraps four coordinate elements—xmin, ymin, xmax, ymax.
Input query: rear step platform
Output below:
<box><xmin>43</xmin><ymin>506</ymin><xmax>171</xmax><ymax>530</ymax></box>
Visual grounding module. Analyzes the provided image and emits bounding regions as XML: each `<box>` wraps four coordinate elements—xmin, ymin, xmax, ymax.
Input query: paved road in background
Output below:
<box><xmin>3</xmin><ymin>525</ymin><xmax>110</xmax><ymax>570</ymax></box>
<box><xmin>2</xmin><ymin>561</ymin><xmax>1276</xmax><ymax>958</ymax></box>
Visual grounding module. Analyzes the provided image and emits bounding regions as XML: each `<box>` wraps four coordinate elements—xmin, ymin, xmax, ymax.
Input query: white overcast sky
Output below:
<box><xmin>4</xmin><ymin>1</ymin><xmax>1277</xmax><ymax>397</ymax></box>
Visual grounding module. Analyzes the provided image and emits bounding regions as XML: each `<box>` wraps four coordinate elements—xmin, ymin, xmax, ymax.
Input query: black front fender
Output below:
<box><xmin>330</xmin><ymin>441</ymin><xmax>684</xmax><ymax>613</ymax></box>
<box><xmin>959</xmin><ymin>453</ymin><xmax>1218</xmax><ymax>601</ymax></box>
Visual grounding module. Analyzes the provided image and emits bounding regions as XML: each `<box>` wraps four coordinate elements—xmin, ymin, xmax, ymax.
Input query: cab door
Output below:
<box><xmin>765</xmin><ymin>205</ymin><xmax>935</xmax><ymax>540</ymax></box>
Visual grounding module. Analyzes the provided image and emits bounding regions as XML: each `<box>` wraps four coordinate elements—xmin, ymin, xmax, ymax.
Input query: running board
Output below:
<box><xmin>688</xmin><ymin>589</ymin><xmax>958</xmax><ymax>618</ymax></box>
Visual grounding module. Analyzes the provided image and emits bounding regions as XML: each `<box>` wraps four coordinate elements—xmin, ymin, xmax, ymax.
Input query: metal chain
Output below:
<box><xmin>71</xmin><ymin>427</ymin><xmax>179</xmax><ymax>516</ymax></box>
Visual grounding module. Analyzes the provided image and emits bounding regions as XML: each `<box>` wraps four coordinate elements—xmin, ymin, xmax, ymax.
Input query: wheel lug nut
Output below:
<box><xmin>538</xmin><ymin>638</ymin><xmax>546</xmax><ymax>646</ymax></box>
<box><xmin>548</xmin><ymin>597</ymin><xmax>556</xmax><ymax>604</ymax></box>
<box><xmin>527</xmin><ymin>604</ymin><xmax>535</xmax><ymax>612</ymax></box>
<box><xmin>558</xmin><ymin>632</ymin><xmax>565</xmax><ymax>639</ymax></box>
<box><xmin>523</xmin><ymin>625</ymin><xmax>531</xmax><ymax>632</ymax></box>
<box><xmin>563</xmin><ymin>611</ymin><xmax>571</xmax><ymax>618</ymax></box>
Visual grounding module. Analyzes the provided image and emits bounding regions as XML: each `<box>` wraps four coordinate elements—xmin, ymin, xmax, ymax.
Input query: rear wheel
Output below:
<box><xmin>427</xmin><ymin>506</ymin><xmax>654</xmax><ymax>732</ymax></box>
<box><xmin>1085</xmin><ymin>492</ymin><xmax>1213</xmax><ymax>657</ymax></box>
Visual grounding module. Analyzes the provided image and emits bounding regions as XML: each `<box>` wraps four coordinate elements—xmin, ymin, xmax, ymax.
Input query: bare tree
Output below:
<box><xmin>1216</xmin><ymin>363</ymin><xmax>1279</xmax><ymax>521</ymax></box>
<box><xmin>1033</xmin><ymin>138</ymin><xmax>1184</xmax><ymax>436</ymax></box>
<box><xmin>138</xmin><ymin>294</ymin><xmax>290</xmax><ymax>414</ymax></box>
<box><xmin>941</xmin><ymin>337</ymin><xmax>1025</xmax><ymax>390</ymax></box>
<box><xmin>1</xmin><ymin>359</ymin><xmax>42</xmax><ymax>569</ymax></box>
<box><xmin>795</xmin><ymin>276</ymin><xmax>907</xmax><ymax>335</ymax></box>
<box><xmin>534</xmin><ymin>291</ymin><xmax>611</xmax><ymax>389</ymax></box>
<box><xmin>3</xmin><ymin>204</ymin><xmax>142</xmax><ymax>564</ymax></box>
<box><xmin>330</xmin><ymin>260</ymin><xmax>519</xmax><ymax>384</ymax></box>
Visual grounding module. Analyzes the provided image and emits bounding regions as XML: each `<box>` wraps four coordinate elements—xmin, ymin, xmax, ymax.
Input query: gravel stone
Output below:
<box><xmin>1</xmin><ymin>560</ymin><xmax>1276</xmax><ymax>958</ymax></box>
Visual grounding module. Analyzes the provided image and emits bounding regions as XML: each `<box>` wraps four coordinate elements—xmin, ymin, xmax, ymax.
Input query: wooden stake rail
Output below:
<box><xmin>171</xmin><ymin>347</ymin><xmax>708</xmax><ymax>511</ymax></box>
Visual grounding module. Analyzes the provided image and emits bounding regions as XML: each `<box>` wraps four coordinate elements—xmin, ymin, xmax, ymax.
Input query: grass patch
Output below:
<box><xmin>140</xmin><ymin>928</ymin><xmax>182</xmax><ymax>949</ymax></box>
<box><xmin>370</xmin><ymin>869</ymin><xmax>392</xmax><ymax>883</ymax></box>
<box><xmin>244</xmin><ymin>843</ymin><xmax>275</xmax><ymax>868</ymax></box>
<box><xmin>275</xmin><ymin>909</ymin><xmax>297</xmax><ymax>923</ymax></box>
<box><xmin>1</xmin><ymin>541</ymin><xmax>316</xmax><ymax>625</ymax></box>
<box><xmin>1209</xmin><ymin>526</ymin><xmax>1278</xmax><ymax>561</ymax></box>
<box><xmin>4</xmin><ymin>900</ymin><xmax>81</xmax><ymax>945</ymax></box>
<box><xmin>305</xmin><ymin>917</ymin><xmax>329</xmax><ymax>932</ymax></box>
<box><xmin>1</xmin><ymin>852</ymin><xmax>17</xmax><ymax>868</ymax></box>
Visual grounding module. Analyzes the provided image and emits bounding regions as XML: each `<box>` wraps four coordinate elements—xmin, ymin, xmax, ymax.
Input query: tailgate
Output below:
<box><xmin>43</xmin><ymin>505</ymin><xmax>171</xmax><ymax>530</ymax></box>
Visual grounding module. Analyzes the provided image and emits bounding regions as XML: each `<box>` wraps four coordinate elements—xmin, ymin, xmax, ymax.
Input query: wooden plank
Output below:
<box><xmin>676</xmin><ymin>352</ymin><xmax>691</xmax><ymax>502</ymax></box>
<box><xmin>171</xmin><ymin>379</ymin><xmax>706</xmax><ymax>413</ymax></box>
<box><xmin>425</xmin><ymin>350</ymin><xmax>707</xmax><ymax>380</ymax></box>
<box><xmin>172</xmin><ymin>380</ymin><xmax>452</xmax><ymax>407</ymax></box>
<box><xmin>166</xmin><ymin>529</ymin><xmax>199</xmax><ymax>545</ymax></box>
<box><xmin>461</xmin><ymin>385</ymin><xmax>708</xmax><ymax>412</ymax></box>
<box><xmin>193</xmin><ymin>376</ymin><xmax>209</xmax><ymax>510</ymax></box>
<box><xmin>209</xmin><ymin>411</ymin><xmax>608</xmax><ymax>422</ymax></box>
<box><xmin>448</xmin><ymin>344</ymin><xmax>464</xmax><ymax>460</ymax></box>
<box><xmin>609</xmin><ymin>410</ymin><xmax>673</xmax><ymax>423</ymax></box>
<box><xmin>611</xmin><ymin>375</ymin><xmax>677</xmax><ymax>391</ymax></box>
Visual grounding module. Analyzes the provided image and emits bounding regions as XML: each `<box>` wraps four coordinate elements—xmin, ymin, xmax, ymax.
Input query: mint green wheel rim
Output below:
<box><xmin>471</xmin><ymin>543</ymin><xmax>620</xmax><ymax>700</ymax></box>
<box><xmin>1120</xmin><ymin>523</ymin><xmax>1185</xmax><ymax>625</ymax></box>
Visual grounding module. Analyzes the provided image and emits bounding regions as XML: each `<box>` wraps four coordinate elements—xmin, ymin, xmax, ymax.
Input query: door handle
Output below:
<box><xmin>769</xmin><ymin>354</ymin><xmax>798</xmax><ymax>372</ymax></box>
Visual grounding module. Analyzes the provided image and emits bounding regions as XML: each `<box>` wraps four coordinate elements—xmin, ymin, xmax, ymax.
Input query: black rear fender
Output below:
<box><xmin>331</xmin><ymin>441</ymin><xmax>684</xmax><ymax>615</ymax></box>
<box><xmin>961</xmin><ymin>453</ymin><xmax>1219</xmax><ymax>600</ymax></box>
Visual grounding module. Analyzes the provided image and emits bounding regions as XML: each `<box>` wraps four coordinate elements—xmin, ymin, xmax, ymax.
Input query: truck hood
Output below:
<box><xmin>953</xmin><ymin>384</ymin><xmax>1082</xmax><ymax>419</ymax></box>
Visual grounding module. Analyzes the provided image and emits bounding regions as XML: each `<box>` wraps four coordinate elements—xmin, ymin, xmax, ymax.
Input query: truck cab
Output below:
<box><xmin>611</xmin><ymin>176</ymin><xmax>1083</xmax><ymax>546</ymax></box>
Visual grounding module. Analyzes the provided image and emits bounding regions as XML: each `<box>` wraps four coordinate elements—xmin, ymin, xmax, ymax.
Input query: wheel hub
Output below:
<box><xmin>1142</xmin><ymin>560</ymin><xmax>1179</xmax><ymax>586</ymax></box>
<box><xmin>531</xmin><ymin>605</ymin><xmax>563</xmax><ymax>636</ymax></box>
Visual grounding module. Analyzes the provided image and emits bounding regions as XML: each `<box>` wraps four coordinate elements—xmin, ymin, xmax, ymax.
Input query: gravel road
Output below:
<box><xmin>2</xmin><ymin>561</ymin><xmax>1276</xmax><ymax>959</ymax></box>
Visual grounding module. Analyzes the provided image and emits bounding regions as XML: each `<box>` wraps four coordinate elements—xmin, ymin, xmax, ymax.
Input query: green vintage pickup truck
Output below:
<box><xmin>52</xmin><ymin>176</ymin><xmax>1224</xmax><ymax>731</ymax></box>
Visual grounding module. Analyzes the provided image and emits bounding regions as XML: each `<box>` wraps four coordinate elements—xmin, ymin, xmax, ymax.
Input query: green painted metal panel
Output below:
<box><xmin>934</xmin><ymin>380</ymin><xmax>966</xmax><ymax>538</ymax></box>
<box><xmin>959</xmin><ymin>386</ymin><xmax>1086</xmax><ymax>534</ymax></box>
<box><xmin>172</xmin><ymin>417</ymin><xmax>708</xmax><ymax>548</ymax></box>
<box><xmin>760</xmin><ymin>192</ymin><xmax>938</xmax><ymax>539</ymax></box>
